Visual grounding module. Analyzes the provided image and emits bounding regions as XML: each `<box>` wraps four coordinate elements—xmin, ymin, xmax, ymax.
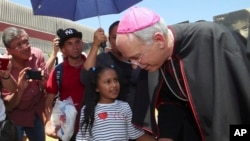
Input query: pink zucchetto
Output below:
<box><xmin>117</xmin><ymin>7</ymin><xmax>160</xmax><ymax>34</ymax></box>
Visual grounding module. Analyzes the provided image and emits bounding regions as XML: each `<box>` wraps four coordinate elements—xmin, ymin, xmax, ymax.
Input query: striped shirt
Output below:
<box><xmin>0</xmin><ymin>98</ymin><xmax>6</xmax><ymax>121</ymax></box>
<box><xmin>76</xmin><ymin>100</ymin><xmax>144</xmax><ymax>141</ymax></box>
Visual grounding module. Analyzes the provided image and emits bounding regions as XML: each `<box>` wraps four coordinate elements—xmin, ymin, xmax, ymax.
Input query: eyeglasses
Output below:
<box><xmin>122</xmin><ymin>53</ymin><xmax>144</xmax><ymax>67</ymax></box>
<box><xmin>135</xmin><ymin>51</ymin><xmax>145</xmax><ymax>65</ymax></box>
<box><xmin>122</xmin><ymin>47</ymin><xmax>147</xmax><ymax>67</ymax></box>
<box><xmin>10</xmin><ymin>39</ymin><xmax>30</xmax><ymax>50</ymax></box>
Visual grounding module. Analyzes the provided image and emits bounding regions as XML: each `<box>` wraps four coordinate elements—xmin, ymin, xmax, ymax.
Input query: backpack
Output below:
<box><xmin>54</xmin><ymin>55</ymin><xmax>86</xmax><ymax>100</ymax></box>
<box><xmin>54</xmin><ymin>63</ymin><xmax>63</xmax><ymax>100</ymax></box>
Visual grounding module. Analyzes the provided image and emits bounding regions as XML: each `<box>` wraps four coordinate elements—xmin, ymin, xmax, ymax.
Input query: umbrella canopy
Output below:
<box><xmin>31</xmin><ymin>0</ymin><xmax>142</xmax><ymax>49</ymax></box>
<box><xmin>31</xmin><ymin>0</ymin><xmax>142</xmax><ymax>21</ymax></box>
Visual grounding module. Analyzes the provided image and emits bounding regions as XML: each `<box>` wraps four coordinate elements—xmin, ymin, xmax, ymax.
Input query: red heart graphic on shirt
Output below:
<box><xmin>98</xmin><ymin>112</ymin><xmax>108</xmax><ymax>120</ymax></box>
<box><xmin>60</xmin><ymin>114</ymin><xmax>66</xmax><ymax>123</ymax></box>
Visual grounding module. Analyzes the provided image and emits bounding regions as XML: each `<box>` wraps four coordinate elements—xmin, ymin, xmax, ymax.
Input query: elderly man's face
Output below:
<box><xmin>116</xmin><ymin>34</ymin><xmax>165</xmax><ymax>72</ymax></box>
<box><xmin>7</xmin><ymin>34</ymin><xmax>31</xmax><ymax>60</ymax></box>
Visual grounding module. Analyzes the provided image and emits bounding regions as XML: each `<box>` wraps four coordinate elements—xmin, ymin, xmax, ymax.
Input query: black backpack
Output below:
<box><xmin>54</xmin><ymin>63</ymin><xmax>63</xmax><ymax>100</ymax></box>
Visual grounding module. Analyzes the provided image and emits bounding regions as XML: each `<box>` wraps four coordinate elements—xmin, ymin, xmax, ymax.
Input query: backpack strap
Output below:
<box><xmin>54</xmin><ymin>63</ymin><xmax>63</xmax><ymax>100</ymax></box>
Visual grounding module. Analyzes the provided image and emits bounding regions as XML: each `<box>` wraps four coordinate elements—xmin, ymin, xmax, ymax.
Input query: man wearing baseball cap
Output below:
<box><xmin>45</xmin><ymin>28</ymin><xmax>106</xmax><ymax>141</ymax></box>
<box><xmin>116</xmin><ymin>7</ymin><xmax>250</xmax><ymax>141</ymax></box>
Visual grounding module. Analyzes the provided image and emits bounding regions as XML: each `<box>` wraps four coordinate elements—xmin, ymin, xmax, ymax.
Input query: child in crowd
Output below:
<box><xmin>76</xmin><ymin>65</ymin><xmax>155</xmax><ymax>141</ymax></box>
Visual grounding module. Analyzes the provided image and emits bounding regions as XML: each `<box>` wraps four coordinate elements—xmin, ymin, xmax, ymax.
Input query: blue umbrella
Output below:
<box><xmin>31</xmin><ymin>0</ymin><xmax>142</xmax><ymax>26</ymax></box>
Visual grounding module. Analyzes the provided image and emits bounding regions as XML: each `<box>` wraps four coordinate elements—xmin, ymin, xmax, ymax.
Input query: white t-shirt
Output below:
<box><xmin>76</xmin><ymin>100</ymin><xmax>144</xmax><ymax>141</ymax></box>
<box><xmin>0</xmin><ymin>98</ymin><xmax>6</xmax><ymax>121</ymax></box>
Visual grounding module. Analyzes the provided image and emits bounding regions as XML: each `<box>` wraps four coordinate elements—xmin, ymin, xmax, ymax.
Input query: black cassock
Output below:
<box><xmin>137</xmin><ymin>22</ymin><xmax>250</xmax><ymax>141</ymax></box>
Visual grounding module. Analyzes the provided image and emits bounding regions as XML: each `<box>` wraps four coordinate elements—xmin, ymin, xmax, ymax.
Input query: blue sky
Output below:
<box><xmin>10</xmin><ymin>0</ymin><xmax>250</xmax><ymax>32</ymax></box>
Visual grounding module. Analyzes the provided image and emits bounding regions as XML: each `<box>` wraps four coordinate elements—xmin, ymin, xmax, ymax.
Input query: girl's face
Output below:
<box><xmin>96</xmin><ymin>68</ymin><xmax>120</xmax><ymax>103</ymax></box>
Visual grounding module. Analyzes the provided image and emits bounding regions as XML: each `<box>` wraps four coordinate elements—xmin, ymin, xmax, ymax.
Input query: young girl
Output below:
<box><xmin>76</xmin><ymin>65</ymin><xmax>155</xmax><ymax>141</ymax></box>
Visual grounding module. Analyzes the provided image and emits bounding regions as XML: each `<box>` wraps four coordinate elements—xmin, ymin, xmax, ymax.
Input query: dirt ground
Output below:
<box><xmin>23</xmin><ymin>135</ymin><xmax>57</xmax><ymax>141</ymax></box>
<box><xmin>46</xmin><ymin>136</ymin><xmax>57</xmax><ymax>141</ymax></box>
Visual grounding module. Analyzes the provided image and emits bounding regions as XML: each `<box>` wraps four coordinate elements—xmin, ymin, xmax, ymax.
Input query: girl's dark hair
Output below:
<box><xmin>81</xmin><ymin>65</ymin><xmax>122</xmax><ymax>136</ymax></box>
<box><xmin>108</xmin><ymin>21</ymin><xmax>120</xmax><ymax>35</ymax></box>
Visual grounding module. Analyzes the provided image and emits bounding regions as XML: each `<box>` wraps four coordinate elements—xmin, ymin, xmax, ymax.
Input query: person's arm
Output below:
<box><xmin>4</xmin><ymin>86</ymin><xmax>26</xmax><ymax>111</ymax></box>
<box><xmin>46</xmin><ymin>37</ymin><xmax>60</xmax><ymax>73</ymax></box>
<box><xmin>44</xmin><ymin>93</ymin><xmax>58</xmax><ymax>139</ymax></box>
<box><xmin>136</xmin><ymin>133</ymin><xmax>156</xmax><ymax>141</ymax></box>
<box><xmin>44</xmin><ymin>68</ymin><xmax>59</xmax><ymax>138</ymax></box>
<box><xmin>0</xmin><ymin>55</ymin><xmax>17</xmax><ymax>93</ymax></box>
<box><xmin>83</xmin><ymin>28</ymin><xmax>107</xmax><ymax>70</ymax></box>
<box><xmin>1</xmin><ymin>74</ymin><xmax>17</xmax><ymax>93</ymax></box>
<box><xmin>122</xmin><ymin>102</ymin><xmax>156</xmax><ymax>141</ymax></box>
<box><xmin>44</xmin><ymin>93</ymin><xmax>55</xmax><ymax>122</ymax></box>
<box><xmin>3</xmin><ymin>68</ymin><xmax>29</xmax><ymax>111</ymax></box>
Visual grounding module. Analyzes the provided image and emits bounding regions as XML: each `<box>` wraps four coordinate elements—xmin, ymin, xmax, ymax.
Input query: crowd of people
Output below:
<box><xmin>0</xmin><ymin>6</ymin><xmax>249</xmax><ymax>141</ymax></box>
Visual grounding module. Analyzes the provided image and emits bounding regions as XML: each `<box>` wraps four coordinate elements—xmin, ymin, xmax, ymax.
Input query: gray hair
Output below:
<box><xmin>129</xmin><ymin>17</ymin><xmax>168</xmax><ymax>45</ymax></box>
<box><xmin>2</xmin><ymin>27</ymin><xmax>29</xmax><ymax>48</ymax></box>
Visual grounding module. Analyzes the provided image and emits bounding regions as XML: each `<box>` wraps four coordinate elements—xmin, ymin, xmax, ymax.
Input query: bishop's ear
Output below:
<box><xmin>153</xmin><ymin>32</ymin><xmax>165</xmax><ymax>48</ymax></box>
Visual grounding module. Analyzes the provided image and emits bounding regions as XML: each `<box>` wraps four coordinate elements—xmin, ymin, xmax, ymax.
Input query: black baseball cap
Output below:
<box><xmin>57</xmin><ymin>28</ymin><xmax>82</xmax><ymax>48</ymax></box>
